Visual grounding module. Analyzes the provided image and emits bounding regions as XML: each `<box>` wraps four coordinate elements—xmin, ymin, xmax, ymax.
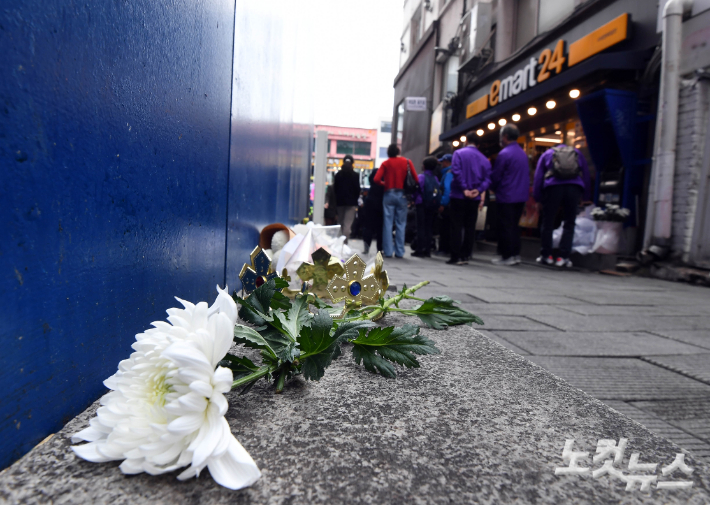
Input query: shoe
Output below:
<box><xmin>457</xmin><ymin>259</ymin><xmax>469</xmax><ymax>265</ymax></box>
<box><xmin>446</xmin><ymin>258</ymin><xmax>458</xmax><ymax>265</ymax></box>
<box><xmin>514</xmin><ymin>255</ymin><xmax>522</xmax><ymax>264</ymax></box>
<box><xmin>411</xmin><ymin>251</ymin><xmax>426</xmax><ymax>258</ymax></box>
<box><xmin>394</xmin><ymin>255</ymin><xmax>404</xmax><ymax>259</ymax></box>
<box><xmin>491</xmin><ymin>255</ymin><xmax>503</xmax><ymax>262</ymax></box>
<box><xmin>363</xmin><ymin>246</ymin><xmax>370</xmax><ymax>255</ymax></box>
<box><xmin>492</xmin><ymin>256</ymin><xmax>518</xmax><ymax>266</ymax></box>
<box><xmin>555</xmin><ymin>257</ymin><xmax>573</xmax><ymax>268</ymax></box>
<box><xmin>536</xmin><ymin>255</ymin><xmax>554</xmax><ymax>265</ymax></box>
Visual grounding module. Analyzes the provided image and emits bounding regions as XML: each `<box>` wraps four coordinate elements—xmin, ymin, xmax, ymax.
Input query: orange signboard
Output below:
<box><xmin>568</xmin><ymin>13</ymin><xmax>629</xmax><ymax>67</ymax></box>
<box><xmin>466</xmin><ymin>94</ymin><xmax>489</xmax><ymax>119</ymax></box>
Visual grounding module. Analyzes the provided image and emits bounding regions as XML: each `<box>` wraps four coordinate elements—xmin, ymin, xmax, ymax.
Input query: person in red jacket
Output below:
<box><xmin>374</xmin><ymin>144</ymin><xmax>417</xmax><ymax>258</ymax></box>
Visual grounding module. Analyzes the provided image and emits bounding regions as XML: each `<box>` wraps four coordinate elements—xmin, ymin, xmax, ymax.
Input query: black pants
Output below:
<box><xmin>438</xmin><ymin>206</ymin><xmax>451</xmax><ymax>253</ymax></box>
<box><xmin>415</xmin><ymin>205</ymin><xmax>435</xmax><ymax>255</ymax></box>
<box><xmin>541</xmin><ymin>184</ymin><xmax>582</xmax><ymax>259</ymax></box>
<box><xmin>450</xmin><ymin>198</ymin><xmax>479</xmax><ymax>261</ymax></box>
<box><xmin>362</xmin><ymin>206</ymin><xmax>383</xmax><ymax>252</ymax></box>
<box><xmin>497</xmin><ymin>202</ymin><xmax>525</xmax><ymax>259</ymax></box>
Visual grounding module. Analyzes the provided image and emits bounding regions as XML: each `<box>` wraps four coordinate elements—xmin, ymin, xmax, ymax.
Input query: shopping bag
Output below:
<box><xmin>476</xmin><ymin>206</ymin><xmax>487</xmax><ymax>231</ymax></box>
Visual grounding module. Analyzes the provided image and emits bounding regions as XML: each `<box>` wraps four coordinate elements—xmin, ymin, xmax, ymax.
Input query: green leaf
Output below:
<box><xmin>233</xmin><ymin>324</ymin><xmax>276</xmax><ymax>354</ymax></box>
<box><xmin>273</xmin><ymin>277</ymin><xmax>289</xmax><ymax>289</ymax></box>
<box><xmin>270</xmin><ymin>290</ymin><xmax>292</xmax><ymax>310</ymax></box>
<box><xmin>236</xmin><ymin>278</ymin><xmax>282</xmax><ymax>326</ymax></box>
<box><xmin>332</xmin><ymin>320</ymin><xmax>375</xmax><ymax>343</ymax></box>
<box><xmin>281</xmin><ymin>294</ymin><xmax>313</xmax><ymax>340</ymax></box>
<box><xmin>309</xmin><ymin>293</ymin><xmax>332</xmax><ymax>309</ymax></box>
<box><xmin>351</xmin><ymin>324</ymin><xmax>440</xmax><ymax>377</ymax></box>
<box><xmin>296</xmin><ymin>309</ymin><xmax>336</xmax><ymax>381</ymax></box>
<box><xmin>352</xmin><ymin>344</ymin><xmax>396</xmax><ymax>378</ymax></box>
<box><xmin>260</xmin><ymin>326</ymin><xmax>297</xmax><ymax>361</ymax></box>
<box><xmin>218</xmin><ymin>354</ymin><xmax>260</xmax><ymax>380</ymax></box>
<box><xmin>411</xmin><ymin>296</ymin><xmax>484</xmax><ymax>329</ymax></box>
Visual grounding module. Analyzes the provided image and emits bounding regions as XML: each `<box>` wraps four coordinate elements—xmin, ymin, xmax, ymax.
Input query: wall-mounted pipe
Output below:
<box><xmin>644</xmin><ymin>0</ymin><xmax>693</xmax><ymax>252</ymax></box>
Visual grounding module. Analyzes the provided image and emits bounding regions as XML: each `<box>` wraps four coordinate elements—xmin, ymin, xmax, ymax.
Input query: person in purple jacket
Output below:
<box><xmin>447</xmin><ymin>131</ymin><xmax>491</xmax><ymax>265</ymax></box>
<box><xmin>533</xmin><ymin>140</ymin><xmax>591</xmax><ymax>267</ymax></box>
<box><xmin>489</xmin><ymin>124</ymin><xmax>530</xmax><ymax>266</ymax></box>
<box><xmin>412</xmin><ymin>156</ymin><xmax>441</xmax><ymax>258</ymax></box>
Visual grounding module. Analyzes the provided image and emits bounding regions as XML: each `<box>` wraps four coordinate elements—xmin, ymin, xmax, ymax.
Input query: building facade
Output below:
<box><xmin>393</xmin><ymin>0</ymin><xmax>710</xmax><ymax>262</ymax></box>
<box><xmin>312</xmin><ymin>125</ymin><xmax>378</xmax><ymax>186</ymax></box>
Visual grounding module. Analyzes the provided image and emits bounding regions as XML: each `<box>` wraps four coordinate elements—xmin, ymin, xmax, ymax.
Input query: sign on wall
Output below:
<box><xmin>465</xmin><ymin>13</ymin><xmax>630</xmax><ymax>119</ymax></box>
<box><xmin>405</xmin><ymin>97</ymin><xmax>427</xmax><ymax>111</ymax></box>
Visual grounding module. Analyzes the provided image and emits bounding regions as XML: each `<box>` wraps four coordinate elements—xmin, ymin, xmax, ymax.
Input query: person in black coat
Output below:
<box><xmin>362</xmin><ymin>167</ymin><xmax>384</xmax><ymax>254</ymax></box>
<box><xmin>334</xmin><ymin>154</ymin><xmax>361</xmax><ymax>241</ymax></box>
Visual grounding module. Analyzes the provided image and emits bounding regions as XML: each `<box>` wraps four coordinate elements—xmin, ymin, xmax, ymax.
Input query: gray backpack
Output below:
<box><xmin>546</xmin><ymin>145</ymin><xmax>580</xmax><ymax>180</ymax></box>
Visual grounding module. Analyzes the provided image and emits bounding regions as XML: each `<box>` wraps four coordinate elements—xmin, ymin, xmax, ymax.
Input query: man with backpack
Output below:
<box><xmin>412</xmin><ymin>156</ymin><xmax>441</xmax><ymax>257</ymax></box>
<box><xmin>533</xmin><ymin>139</ymin><xmax>591</xmax><ymax>267</ymax></box>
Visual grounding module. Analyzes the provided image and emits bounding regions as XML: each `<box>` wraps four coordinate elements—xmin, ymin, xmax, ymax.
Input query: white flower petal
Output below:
<box><xmin>72</xmin><ymin>442</ymin><xmax>114</xmax><ymax>463</ymax></box>
<box><xmin>206</xmin><ymin>438</ymin><xmax>262</xmax><ymax>490</ymax></box>
<box><xmin>72</xmin><ymin>286</ymin><xmax>260</xmax><ymax>490</ymax></box>
<box><xmin>168</xmin><ymin>413</ymin><xmax>205</xmax><ymax>436</ymax></box>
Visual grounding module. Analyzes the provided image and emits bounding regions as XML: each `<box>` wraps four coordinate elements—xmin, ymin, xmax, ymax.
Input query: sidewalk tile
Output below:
<box><xmin>493</xmin><ymin>331</ymin><xmax>708</xmax><ymax>356</ymax></box>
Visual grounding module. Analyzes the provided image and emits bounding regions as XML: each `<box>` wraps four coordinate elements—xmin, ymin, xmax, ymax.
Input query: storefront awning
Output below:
<box><xmin>439</xmin><ymin>49</ymin><xmax>652</xmax><ymax>141</ymax></box>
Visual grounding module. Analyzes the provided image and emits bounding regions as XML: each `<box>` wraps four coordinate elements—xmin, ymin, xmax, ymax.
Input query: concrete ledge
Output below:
<box><xmin>2</xmin><ymin>314</ymin><xmax>709</xmax><ymax>504</ymax></box>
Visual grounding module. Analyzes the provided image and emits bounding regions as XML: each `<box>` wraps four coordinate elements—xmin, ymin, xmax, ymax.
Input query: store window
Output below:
<box><xmin>515</xmin><ymin>0</ymin><xmax>576</xmax><ymax>50</ymax></box>
<box><xmin>336</xmin><ymin>141</ymin><xmax>371</xmax><ymax>156</ymax></box>
<box><xmin>441</xmin><ymin>55</ymin><xmax>459</xmax><ymax>100</ymax></box>
<box><xmin>538</xmin><ymin>0</ymin><xmax>575</xmax><ymax>33</ymax></box>
<box><xmin>379</xmin><ymin>147</ymin><xmax>388</xmax><ymax>158</ymax></box>
<box><xmin>396</xmin><ymin>101</ymin><xmax>405</xmax><ymax>148</ymax></box>
<box><xmin>380</xmin><ymin>121</ymin><xmax>392</xmax><ymax>133</ymax></box>
<box><xmin>410</xmin><ymin>5</ymin><xmax>422</xmax><ymax>49</ymax></box>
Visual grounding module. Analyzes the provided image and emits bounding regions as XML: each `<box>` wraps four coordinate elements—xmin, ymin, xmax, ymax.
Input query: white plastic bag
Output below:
<box><xmin>552</xmin><ymin>216</ymin><xmax>597</xmax><ymax>255</ymax></box>
<box><xmin>592</xmin><ymin>221</ymin><xmax>622</xmax><ymax>254</ymax></box>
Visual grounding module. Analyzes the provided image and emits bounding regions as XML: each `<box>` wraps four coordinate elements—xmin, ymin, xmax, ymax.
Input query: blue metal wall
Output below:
<box><xmin>0</xmin><ymin>1</ymin><xmax>311</xmax><ymax>468</ymax></box>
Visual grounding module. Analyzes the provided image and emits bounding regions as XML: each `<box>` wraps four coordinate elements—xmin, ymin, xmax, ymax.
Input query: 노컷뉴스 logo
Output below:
<box><xmin>555</xmin><ymin>438</ymin><xmax>694</xmax><ymax>491</ymax></box>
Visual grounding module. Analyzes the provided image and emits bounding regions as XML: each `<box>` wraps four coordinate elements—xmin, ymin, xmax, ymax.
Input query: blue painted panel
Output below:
<box><xmin>0</xmin><ymin>0</ymin><xmax>236</xmax><ymax>468</ymax></box>
<box><xmin>225</xmin><ymin>1</ymin><xmax>312</xmax><ymax>291</ymax></box>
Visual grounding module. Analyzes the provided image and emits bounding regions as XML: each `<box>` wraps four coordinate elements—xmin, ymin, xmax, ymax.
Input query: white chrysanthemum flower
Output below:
<box><xmin>71</xmin><ymin>286</ymin><xmax>261</xmax><ymax>490</ymax></box>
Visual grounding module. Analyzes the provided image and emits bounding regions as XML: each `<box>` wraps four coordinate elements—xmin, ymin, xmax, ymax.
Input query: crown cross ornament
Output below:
<box><xmin>239</xmin><ymin>246</ymin><xmax>278</xmax><ymax>295</ymax></box>
<box><xmin>327</xmin><ymin>254</ymin><xmax>383</xmax><ymax>306</ymax></box>
<box><xmin>297</xmin><ymin>247</ymin><xmax>345</xmax><ymax>300</ymax></box>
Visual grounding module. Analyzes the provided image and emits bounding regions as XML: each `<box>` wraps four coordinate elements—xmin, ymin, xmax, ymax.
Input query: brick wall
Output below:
<box><xmin>672</xmin><ymin>79</ymin><xmax>710</xmax><ymax>261</ymax></box>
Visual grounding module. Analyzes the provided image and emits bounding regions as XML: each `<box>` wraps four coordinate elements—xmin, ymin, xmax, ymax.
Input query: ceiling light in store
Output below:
<box><xmin>477</xmin><ymin>129</ymin><xmax>484</xmax><ymax>136</ymax></box>
<box><xmin>546</xmin><ymin>100</ymin><xmax>556</xmax><ymax>109</ymax></box>
<box><xmin>488</xmin><ymin>123</ymin><xmax>495</xmax><ymax>130</ymax></box>
<box><xmin>452</xmin><ymin>140</ymin><xmax>460</xmax><ymax>147</ymax></box>
<box><xmin>534</xmin><ymin>137</ymin><xmax>560</xmax><ymax>143</ymax></box>
<box><xmin>460</xmin><ymin>136</ymin><xmax>467</xmax><ymax>142</ymax></box>
<box><xmin>555</xmin><ymin>130</ymin><xmax>562</xmax><ymax>135</ymax></box>
<box><xmin>498</xmin><ymin>118</ymin><xmax>507</xmax><ymax>126</ymax></box>
<box><xmin>527</xmin><ymin>107</ymin><xmax>537</xmax><ymax>116</ymax></box>
<box><xmin>512</xmin><ymin>114</ymin><xmax>521</xmax><ymax>121</ymax></box>
<box><xmin>569</xmin><ymin>89</ymin><xmax>581</xmax><ymax>99</ymax></box>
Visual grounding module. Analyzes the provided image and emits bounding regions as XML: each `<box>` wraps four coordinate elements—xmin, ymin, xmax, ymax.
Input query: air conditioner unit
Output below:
<box><xmin>458</xmin><ymin>1</ymin><xmax>492</xmax><ymax>72</ymax></box>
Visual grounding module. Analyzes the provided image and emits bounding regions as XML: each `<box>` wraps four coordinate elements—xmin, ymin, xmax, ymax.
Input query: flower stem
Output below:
<box><xmin>231</xmin><ymin>366</ymin><xmax>271</xmax><ymax>390</ymax></box>
<box><xmin>334</xmin><ymin>281</ymin><xmax>429</xmax><ymax>322</ymax></box>
<box><xmin>274</xmin><ymin>368</ymin><xmax>287</xmax><ymax>394</ymax></box>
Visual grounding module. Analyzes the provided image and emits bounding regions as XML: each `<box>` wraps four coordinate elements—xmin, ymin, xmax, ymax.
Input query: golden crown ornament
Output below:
<box><xmin>239</xmin><ymin>246</ymin><xmax>278</xmax><ymax>295</ymax></box>
<box><xmin>326</xmin><ymin>254</ymin><xmax>384</xmax><ymax>306</ymax></box>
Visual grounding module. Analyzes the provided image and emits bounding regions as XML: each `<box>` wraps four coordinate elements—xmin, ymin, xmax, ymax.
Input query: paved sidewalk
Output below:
<box><xmin>359</xmin><ymin>242</ymin><xmax>710</xmax><ymax>461</ymax></box>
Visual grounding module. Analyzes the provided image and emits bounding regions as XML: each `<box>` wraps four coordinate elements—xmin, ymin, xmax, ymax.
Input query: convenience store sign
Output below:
<box><xmin>466</xmin><ymin>13</ymin><xmax>629</xmax><ymax>119</ymax></box>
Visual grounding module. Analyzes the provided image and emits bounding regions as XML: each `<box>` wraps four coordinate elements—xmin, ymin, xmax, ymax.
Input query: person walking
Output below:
<box><xmin>361</xmin><ymin>167</ymin><xmax>384</xmax><ymax>254</ymax></box>
<box><xmin>333</xmin><ymin>154</ymin><xmax>360</xmax><ymax>242</ymax></box>
<box><xmin>533</xmin><ymin>139</ymin><xmax>591</xmax><ymax>267</ymax></box>
<box><xmin>437</xmin><ymin>154</ymin><xmax>453</xmax><ymax>255</ymax></box>
<box><xmin>447</xmin><ymin>132</ymin><xmax>491</xmax><ymax>265</ymax></box>
<box><xmin>374</xmin><ymin>144</ymin><xmax>418</xmax><ymax>258</ymax></box>
<box><xmin>489</xmin><ymin>124</ymin><xmax>530</xmax><ymax>266</ymax></box>
<box><xmin>412</xmin><ymin>156</ymin><xmax>441</xmax><ymax>257</ymax></box>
